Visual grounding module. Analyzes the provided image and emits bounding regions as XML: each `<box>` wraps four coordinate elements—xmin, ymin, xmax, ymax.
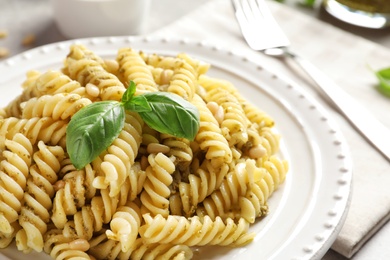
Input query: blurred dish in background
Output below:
<box><xmin>51</xmin><ymin>0</ymin><xmax>151</xmax><ymax>39</ymax></box>
<box><xmin>323</xmin><ymin>0</ymin><xmax>390</xmax><ymax>29</ymax></box>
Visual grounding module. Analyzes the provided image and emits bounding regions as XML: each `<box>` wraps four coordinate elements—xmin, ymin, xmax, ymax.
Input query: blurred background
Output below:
<box><xmin>1</xmin><ymin>0</ymin><xmax>390</xmax><ymax>60</ymax></box>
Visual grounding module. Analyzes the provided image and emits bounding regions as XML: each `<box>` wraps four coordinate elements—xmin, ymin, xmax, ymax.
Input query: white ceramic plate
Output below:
<box><xmin>0</xmin><ymin>37</ymin><xmax>352</xmax><ymax>260</ymax></box>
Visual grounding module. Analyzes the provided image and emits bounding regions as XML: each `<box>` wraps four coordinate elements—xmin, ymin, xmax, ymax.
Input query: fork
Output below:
<box><xmin>232</xmin><ymin>0</ymin><xmax>390</xmax><ymax>162</ymax></box>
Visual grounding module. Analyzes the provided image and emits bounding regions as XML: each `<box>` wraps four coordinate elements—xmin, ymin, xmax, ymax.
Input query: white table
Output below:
<box><xmin>1</xmin><ymin>0</ymin><xmax>390</xmax><ymax>259</ymax></box>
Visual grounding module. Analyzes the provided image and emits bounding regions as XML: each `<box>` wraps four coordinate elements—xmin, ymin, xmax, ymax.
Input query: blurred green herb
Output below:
<box><xmin>375</xmin><ymin>67</ymin><xmax>390</xmax><ymax>96</ymax></box>
<box><xmin>299</xmin><ymin>0</ymin><xmax>316</xmax><ymax>7</ymax></box>
<box><xmin>273</xmin><ymin>0</ymin><xmax>316</xmax><ymax>8</ymax></box>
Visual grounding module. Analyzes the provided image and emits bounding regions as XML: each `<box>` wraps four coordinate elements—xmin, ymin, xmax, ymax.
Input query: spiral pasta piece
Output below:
<box><xmin>205</xmin><ymin>88</ymin><xmax>249</xmax><ymax>147</ymax></box>
<box><xmin>140</xmin><ymin>153</ymin><xmax>176</xmax><ymax>217</ymax></box>
<box><xmin>140</xmin><ymin>214</ymin><xmax>254</xmax><ymax>247</ymax></box>
<box><xmin>177</xmin><ymin>159</ymin><xmax>230</xmax><ymax>216</ymax></box>
<box><xmin>21</xmin><ymin>70</ymin><xmax>42</xmax><ymax>93</ymax></box>
<box><xmin>62</xmin><ymin>167</ymin><xmax>141</xmax><ymax>241</ymax></box>
<box><xmin>0</xmin><ymin>117</ymin><xmax>67</xmax><ymax>150</ymax></box>
<box><xmin>242</xmin><ymin>101</ymin><xmax>275</xmax><ymax>128</ymax></box>
<box><xmin>89</xmin><ymin>159</ymin><xmax>144</xmax><ymax>207</ymax></box>
<box><xmin>43</xmin><ymin>229</ymin><xmax>91</xmax><ymax>260</ymax></box>
<box><xmin>65</xmin><ymin>44</ymin><xmax>125</xmax><ymax>101</ymax></box>
<box><xmin>122</xmin><ymin>161</ymin><xmax>147</xmax><ymax>203</ymax></box>
<box><xmin>106</xmin><ymin>202</ymin><xmax>142</xmax><ymax>252</ymax></box>
<box><xmin>233</xmin><ymin>156</ymin><xmax>288</xmax><ymax>225</ymax></box>
<box><xmin>239</xmin><ymin>156</ymin><xmax>288</xmax><ymax>224</ymax></box>
<box><xmin>259</xmin><ymin>126</ymin><xmax>281</xmax><ymax>157</ymax></box>
<box><xmin>3</xmin><ymin>97</ymin><xmax>24</xmax><ymax>119</ymax></box>
<box><xmin>191</xmin><ymin>94</ymin><xmax>232</xmax><ymax>165</ymax></box>
<box><xmin>21</xmin><ymin>93</ymin><xmax>92</xmax><ymax>120</ymax></box>
<box><xmin>89</xmin><ymin>232</ymin><xmax>193</xmax><ymax>260</ymax></box>
<box><xmin>199</xmin><ymin>75</ymin><xmax>275</xmax><ymax>127</ymax></box>
<box><xmin>32</xmin><ymin>70</ymin><xmax>97</xmax><ymax>100</ymax></box>
<box><xmin>259</xmin><ymin>155</ymin><xmax>289</xmax><ymax>197</ymax></box>
<box><xmin>16</xmin><ymin>141</ymin><xmax>65</xmax><ymax>253</ymax></box>
<box><xmin>141</xmin><ymin>52</ymin><xmax>209</xmax><ymax>76</ymax></box>
<box><xmin>160</xmin><ymin>134</ymin><xmax>192</xmax><ymax>170</ymax></box>
<box><xmin>95</xmin><ymin>111</ymin><xmax>143</xmax><ymax>197</ymax></box>
<box><xmin>139</xmin><ymin>52</ymin><xmax>198</xmax><ymax>100</ymax></box>
<box><xmin>177</xmin><ymin>53</ymin><xmax>210</xmax><ymax>76</ymax></box>
<box><xmin>236</xmin><ymin>163</ymin><xmax>269</xmax><ymax>223</ymax></box>
<box><xmin>148</xmin><ymin>67</ymin><xmax>174</xmax><ymax>88</ymax></box>
<box><xmin>167</xmin><ymin>58</ymin><xmax>197</xmax><ymax>101</ymax></box>
<box><xmin>199</xmin><ymin>160</ymin><xmax>264</xmax><ymax>221</ymax></box>
<box><xmin>63</xmin><ymin>44</ymin><xmax>107</xmax><ymax>73</ymax></box>
<box><xmin>202</xmin><ymin>158</ymin><xmax>231</xmax><ymax>191</ymax></box>
<box><xmin>239</xmin><ymin>184</ymin><xmax>269</xmax><ymax>224</ymax></box>
<box><xmin>0</xmin><ymin>226</ymin><xmax>18</xmax><ymax>249</ymax></box>
<box><xmin>61</xmin><ymin>187</ymin><xmax>118</xmax><ymax>241</ymax></box>
<box><xmin>116</xmin><ymin>47</ymin><xmax>158</xmax><ymax>94</ymax></box>
<box><xmin>0</xmin><ymin>109</ymin><xmax>6</xmax><ymax>119</ymax></box>
<box><xmin>142</xmin><ymin>52</ymin><xmax>209</xmax><ymax>98</ymax></box>
<box><xmin>140</xmin><ymin>53</ymin><xmax>181</xmax><ymax>70</ymax></box>
<box><xmin>51</xmin><ymin>164</ymin><xmax>96</xmax><ymax>229</ymax></box>
<box><xmin>0</xmin><ymin>134</ymin><xmax>33</xmax><ymax>240</ymax></box>
<box><xmin>241</xmin><ymin>125</ymin><xmax>268</xmax><ymax>160</ymax></box>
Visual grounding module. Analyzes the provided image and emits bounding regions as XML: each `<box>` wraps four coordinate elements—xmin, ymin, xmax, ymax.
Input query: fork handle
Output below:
<box><xmin>289</xmin><ymin>51</ymin><xmax>390</xmax><ymax>162</ymax></box>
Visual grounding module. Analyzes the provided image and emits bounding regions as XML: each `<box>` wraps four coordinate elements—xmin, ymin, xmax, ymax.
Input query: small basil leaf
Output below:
<box><xmin>122</xmin><ymin>81</ymin><xmax>136</xmax><ymax>103</ymax></box>
<box><xmin>124</xmin><ymin>95</ymin><xmax>152</xmax><ymax>112</ymax></box>
<box><xmin>138</xmin><ymin>92</ymin><xmax>200</xmax><ymax>140</ymax></box>
<box><xmin>375</xmin><ymin>67</ymin><xmax>390</xmax><ymax>97</ymax></box>
<box><xmin>66</xmin><ymin>101</ymin><xmax>125</xmax><ymax>169</ymax></box>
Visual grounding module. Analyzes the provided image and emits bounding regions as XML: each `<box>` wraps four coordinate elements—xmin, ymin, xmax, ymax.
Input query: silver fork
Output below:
<box><xmin>232</xmin><ymin>0</ymin><xmax>390</xmax><ymax>162</ymax></box>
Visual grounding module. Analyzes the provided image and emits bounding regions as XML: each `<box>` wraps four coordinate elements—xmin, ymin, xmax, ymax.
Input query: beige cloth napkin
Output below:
<box><xmin>150</xmin><ymin>0</ymin><xmax>390</xmax><ymax>258</ymax></box>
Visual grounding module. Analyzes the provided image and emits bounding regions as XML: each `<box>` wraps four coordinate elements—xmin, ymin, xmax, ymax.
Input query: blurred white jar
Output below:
<box><xmin>51</xmin><ymin>0</ymin><xmax>151</xmax><ymax>39</ymax></box>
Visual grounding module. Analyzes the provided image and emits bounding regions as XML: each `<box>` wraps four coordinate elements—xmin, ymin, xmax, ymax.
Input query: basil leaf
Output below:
<box><xmin>375</xmin><ymin>67</ymin><xmax>390</xmax><ymax>96</ymax></box>
<box><xmin>67</xmin><ymin>80</ymin><xmax>201</xmax><ymax>170</ymax></box>
<box><xmin>138</xmin><ymin>92</ymin><xmax>200</xmax><ymax>140</ymax></box>
<box><xmin>66</xmin><ymin>101</ymin><xmax>125</xmax><ymax>169</ymax></box>
<box><xmin>124</xmin><ymin>95</ymin><xmax>152</xmax><ymax>112</ymax></box>
<box><xmin>122</xmin><ymin>81</ymin><xmax>136</xmax><ymax>103</ymax></box>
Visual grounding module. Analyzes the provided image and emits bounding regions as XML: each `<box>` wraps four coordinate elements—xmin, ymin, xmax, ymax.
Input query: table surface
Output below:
<box><xmin>1</xmin><ymin>0</ymin><xmax>390</xmax><ymax>259</ymax></box>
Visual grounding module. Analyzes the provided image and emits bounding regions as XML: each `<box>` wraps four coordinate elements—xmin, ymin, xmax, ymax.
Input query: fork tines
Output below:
<box><xmin>231</xmin><ymin>0</ymin><xmax>290</xmax><ymax>51</ymax></box>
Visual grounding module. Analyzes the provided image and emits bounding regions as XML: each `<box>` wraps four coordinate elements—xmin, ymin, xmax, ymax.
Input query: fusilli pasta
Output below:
<box><xmin>43</xmin><ymin>229</ymin><xmax>91</xmax><ymax>260</ymax></box>
<box><xmin>139</xmin><ymin>214</ymin><xmax>254</xmax><ymax>247</ymax></box>
<box><xmin>105</xmin><ymin>201</ymin><xmax>141</xmax><ymax>252</ymax></box>
<box><xmin>140</xmin><ymin>153</ymin><xmax>176</xmax><ymax>217</ymax></box>
<box><xmin>21</xmin><ymin>93</ymin><xmax>92</xmax><ymax>120</ymax></box>
<box><xmin>16</xmin><ymin>141</ymin><xmax>65</xmax><ymax>253</ymax></box>
<box><xmin>0</xmin><ymin>134</ymin><xmax>33</xmax><ymax>245</ymax></box>
<box><xmin>117</xmin><ymin>47</ymin><xmax>158</xmax><ymax>95</ymax></box>
<box><xmin>0</xmin><ymin>44</ymin><xmax>289</xmax><ymax>260</ymax></box>
<box><xmin>205</xmin><ymin>88</ymin><xmax>249</xmax><ymax>147</ymax></box>
<box><xmin>89</xmin><ymin>231</ymin><xmax>193</xmax><ymax>260</ymax></box>
<box><xmin>94</xmin><ymin>111</ymin><xmax>143</xmax><ymax>197</ymax></box>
